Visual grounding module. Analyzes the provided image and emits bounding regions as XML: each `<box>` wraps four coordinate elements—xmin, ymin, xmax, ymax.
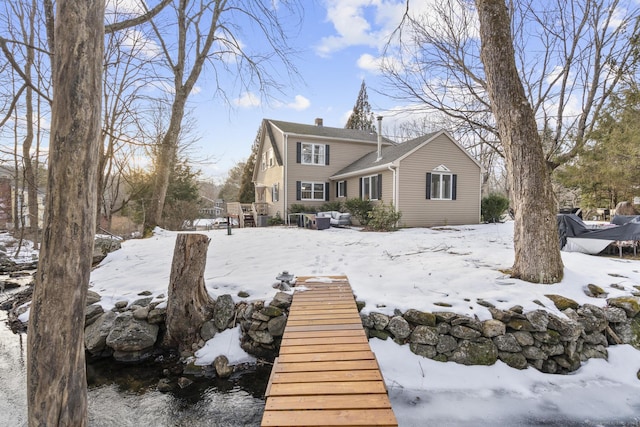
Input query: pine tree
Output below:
<box><xmin>238</xmin><ymin>129</ymin><xmax>260</xmax><ymax>203</ymax></box>
<box><xmin>345</xmin><ymin>80</ymin><xmax>375</xmax><ymax>131</ymax></box>
<box><xmin>557</xmin><ymin>84</ymin><xmax>640</xmax><ymax>208</ymax></box>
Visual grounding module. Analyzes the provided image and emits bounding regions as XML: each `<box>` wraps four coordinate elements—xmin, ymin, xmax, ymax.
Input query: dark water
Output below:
<box><xmin>0</xmin><ymin>291</ymin><xmax>267</xmax><ymax>427</ymax></box>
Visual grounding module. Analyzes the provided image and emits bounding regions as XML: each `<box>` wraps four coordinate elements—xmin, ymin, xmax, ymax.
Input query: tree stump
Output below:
<box><xmin>165</xmin><ymin>233</ymin><xmax>214</xmax><ymax>351</ymax></box>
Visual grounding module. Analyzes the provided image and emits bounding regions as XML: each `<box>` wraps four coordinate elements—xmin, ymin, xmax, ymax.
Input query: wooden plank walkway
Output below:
<box><xmin>261</xmin><ymin>275</ymin><xmax>398</xmax><ymax>427</ymax></box>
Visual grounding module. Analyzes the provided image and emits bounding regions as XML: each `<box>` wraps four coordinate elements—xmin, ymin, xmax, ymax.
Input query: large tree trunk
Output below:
<box><xmin>165</xmin><ymin>233</ymin><xmax>213</xmax><ymax>351</ymax></box>
<box><xmin>476</xmin><ymin>0</ymin><xmax>563</xmax><ymax>283</ymax></box>
<box><xmin>26</xmin><ymin>1</ymin><xmax>103</xmax><ymax>425</ymax></box>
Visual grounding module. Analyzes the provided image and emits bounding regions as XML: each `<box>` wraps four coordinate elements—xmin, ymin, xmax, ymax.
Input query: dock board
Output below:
<box><xmin>261</xmin><ymin>276</ymin><xmax>398</xmax><ymax>427</ymax></box>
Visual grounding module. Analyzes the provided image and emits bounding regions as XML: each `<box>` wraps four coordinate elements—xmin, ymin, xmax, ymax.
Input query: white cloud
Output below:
<box><xmin>316</xmin><ymin>0</ymin><xmax>404</xmax><ymax>56</ymax></box>
<box><xmin>233</xmin><ymin>92</ymin><xmax>261</xmax><ymax>108</ymax></box>
<box><xmin>274</xmin><ymin>95</ymin><xmax>311</xmax><ymax>111</ymax></box>
<box><xmin>316</xmin><ymin>0</ymin><xmax>437</xmax><ymax>57</ymax></box>
<box><xmin>356</xmin><ymin>53</ymin><xmax>382</xmax><ymax>73</ymax></box>
<box><xmin>286</xmin><ymin>95</ymin><xmax>311</xmax><ymax>110</ymax></box>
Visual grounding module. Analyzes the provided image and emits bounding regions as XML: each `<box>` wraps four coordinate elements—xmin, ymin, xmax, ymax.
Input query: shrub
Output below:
<box><xmin>319</xmin><ymin>201</ymin><xmax>343</xmax><ymax>212</ymax></box>
<box><xmin>268</xmin><ymin>212</ymin><xmax>284</xmax><ymax>226</ymax></box>
<box><xmin>289</xmin><ymin>204</ymin><xmax>316</xmax><ymax>214</ymax></box>
<box><xmin>481</xmin><ymin>193</ymin><xmax>510</xmax><ymax>223</ymax></box>
<box><xmin>344</xmin><ymin>198</ymin><xmax>373</xmax><ymax>225</ymax></box>
<box><xmin>367</xmin><ymin>202</ymin><xmax>402</xmax><ymax>231</ymax></box>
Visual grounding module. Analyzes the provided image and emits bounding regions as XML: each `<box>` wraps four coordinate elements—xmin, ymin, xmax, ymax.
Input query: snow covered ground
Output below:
<box><xmin>15</xmin><ymin>223</ymin><xmax>640</xmax><ymax>425</ymax></box>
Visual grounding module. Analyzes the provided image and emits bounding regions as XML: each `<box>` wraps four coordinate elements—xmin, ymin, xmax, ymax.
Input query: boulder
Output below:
<box><xmin>436</xmin><ymin>334</ymin><xmax>458</xmax><ymax>354</ymax></box>
<box><xmin>387</xmin><ymin>316</ymin><xmax>411</xmax><ymax>340</ymax></box>
<box><xmin>410</xmin><ymin>325</ymin><xmax>439</xmax><ymax>346</ymax></box>
<box><xmin>248</xmin><ymin>329</ymin><xmax>273</xmax><ymax>344</ymax></box>
<box><xmin>450</xmin><ymin>338</ymin><xmax>497</xmax><ymax>366</ymax></box>
<box><xmin>267</xmin><ymin>315</ymin><xmax>287</xmax><ymax>337</ymax></box>
<box><xmin>370</xmin><ymin>312</ymin><xmax>390</xmax><ymax>330</ymax></box>
<box><xmin>482</xmin><ymin>319</ymin><xmax>506</xmax><ymax>338</ymax></box>
<box><xmin>498</xmin><ymin>351</ymin><xmax>528</xmax><ymax>369</ymax></box>
<box><xmin>84</xmin><ymin>304</ymin><xmax>105</xmax><ymax>327</ymax></box>
<box><xmin>269</xmin><ymin>292</ymin><xmax>293</xmax><ymax>308</ymax></box>
<box><xmin>213</xmin><ymin>294</ymin><xmax>236</xmax><ymax>330</ymax></box>
<box><xmin>577</xmin><ymin>304</ymin><xmax>607</xmax><ymax>332</ymax></box>
<box><xmin>409</xmin><ymin>343</ymin><xmax>437</xmax><ymax>359</ymax></box>
<box><xmin>603</xmin><ymin>306</ymin><xmax>627</xmax><ymax>323</ymax></box>
<box><xmin>105</xmin><ymin>311</ymin><xmax>159</xmax><ymax>352</ymax></box>
<box><xmin>525</xmin><ymin>310</ymin><xmax>549</xmax><ymax>332</ymax></box>
<box><xmin>85</xmin><ymin>311</ymin><xmax>117</xmax><ymax>355</ymax></box>
<box><xmin>493</xmin><ymin>333</ymin><xmax>521</xmax><ymax>353</ymax></box>
<box><xmin>147</xmin><ymin>307</ymin><xmax>166</xmax><ymax>324</ymax></box>
<box><xmin>200</xmin><ymin>320</ymin><xmax>217</xmax><ymax>341</ymax></box>
<box><xmin>86</xmin><ymin>290</ymin><xmax>102</xmax><ymax>305</ymax></box>
<box><xmin>214</xmin><ymin>355</ymin><xmax>233</xmax><ymax>378</ymax></box>
<box><xmin>451</xmin><ymin>325</ymin><xmax>481</xmax><ymax>340</ymax></box>
<box><xmin>545</xmin><ymin>294</ymin><xmax>579</xmax><ymax>311</ymax></box>
<box><xmin>607</xmin><ymin>297</ymin><xmax>640</xmax><ymax>318</ymax></box>
<box><xmin>403</xmin><ymin>309</ymin><xmax>436</xmax><ymax>326</ymax></box>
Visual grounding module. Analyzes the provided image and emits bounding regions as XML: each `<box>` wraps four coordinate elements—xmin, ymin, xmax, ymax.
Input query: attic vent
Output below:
<box><xmin>315</xmin><ymin>118</ymin><xmax>323</xmax><ymax>126</ymax></box>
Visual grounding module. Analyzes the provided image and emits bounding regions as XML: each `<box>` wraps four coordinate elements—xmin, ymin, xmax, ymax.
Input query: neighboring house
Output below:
<box><xmin>199</xmin><ymin>196</ymin><xmax>226</xmax><ymax>217</ymax></box>
<box><xmin>252</xmin><ymin>118</ymin><xmax>482</xmax><ymax>227</ymax></box>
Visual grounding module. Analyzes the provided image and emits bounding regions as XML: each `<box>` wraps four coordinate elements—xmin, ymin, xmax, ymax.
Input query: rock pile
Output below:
<box><xmin>80</xmin><ymin>287</ymin><xmax>639</xmax><ymax>376</ymax></box>
<box><xmin>361</xmin><ymin>296</ymin><xmax>640</xmax><ymax>373</ymax></box>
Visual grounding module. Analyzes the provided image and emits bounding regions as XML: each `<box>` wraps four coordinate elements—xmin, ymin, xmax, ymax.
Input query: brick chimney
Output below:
<box><xmin>315</xmin><ymin>118</ymin><xmax>323</xmax><ymax>126</ymax></box>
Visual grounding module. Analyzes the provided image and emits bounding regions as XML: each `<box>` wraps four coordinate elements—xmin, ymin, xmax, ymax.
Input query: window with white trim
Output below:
<box><xmin>261</xmin><ymin>153</ymin><xmax>267</xmax><ymax>171</ymax></box>
<box><xmin>300</xmin><ymin>181</ymin><xmax>325</xmax><ymax>200</ymax></box>
<box><xmin>430</xmin><ymin>173</ymin><xmax>452</xmax><ymax>199</ymax></box>
<box><xmin>426</xmin><ymin>165</ymin><xmax>457</xmax><ymax>200</ymax></box>
<box><xmin>267</xmin><ymin>149</ymin><xmax>274</xmax><ymax>167</ymax></box>
<box><xmin>361</xmin><ymin>175</ymin><xmax>380</xmax><ymax>200</ymax></box>
<box><xmin>301</xmin><ymin>143</ymin><xmax>326</xmax><ymax>165</ymax></box>
<box><xmin>272</xmin><ymin>183</ymin><xmax>279</xmax><ymax>202</ymax></box>
<box><xmin>337</xmin><ymin>181</ymin><xmax>346</xmax><ymax>198</ymax></box>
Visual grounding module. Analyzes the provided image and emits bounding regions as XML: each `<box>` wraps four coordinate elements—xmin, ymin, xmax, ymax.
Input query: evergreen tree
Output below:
<box><xmin>345</xmin><ymin>80</ymin><xmax>375</xmax><ymax>131</ymax></box>
<box><xmin>126</xmin><ymin>158</ymin><xmax>201</xmax><ymax>230</ymax></box>
<box><xmin>238</xmin><ymin>129</ymin><xmax>260</xmax><ymax>203</ymax></box>
<box><xmin>557</xmin><ymin>84</ymin><xmax>640</xmax><ymax>208</ymax></box>
<box><xmin>218</xmin><ymin>160</ymin><xmax>246</xmax><ymax>202</ymax></box>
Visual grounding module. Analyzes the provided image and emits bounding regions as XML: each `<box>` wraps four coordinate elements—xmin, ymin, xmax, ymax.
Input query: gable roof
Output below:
<box><xmin>267</xmin><ymin>119</ymin><xmax>395</xmax><ymax>145</ymax></box>
<box><xmin>331</xmin><ymin>130</ymin><xmax>481</xmax><ymax>179</ymax></box>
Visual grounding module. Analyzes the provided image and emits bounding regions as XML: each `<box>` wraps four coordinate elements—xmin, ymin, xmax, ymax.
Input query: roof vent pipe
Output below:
<box><xmin>376</xmin><ymin>115</ymin><xmax>383</xmax><ymax>161</ymax></box>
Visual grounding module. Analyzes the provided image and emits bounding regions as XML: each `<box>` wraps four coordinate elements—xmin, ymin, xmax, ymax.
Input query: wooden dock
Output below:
<box><xmin>261</xmin><ymin>275</ymin><xmax>398</xmax><ymax>427</ymax></box>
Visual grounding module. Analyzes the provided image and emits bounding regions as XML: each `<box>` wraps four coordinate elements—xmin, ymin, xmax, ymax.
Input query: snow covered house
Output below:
<box><xmin>251</xmin><ymin>118</ymin><xmax>482</xmax><ymax>228</ymax></box>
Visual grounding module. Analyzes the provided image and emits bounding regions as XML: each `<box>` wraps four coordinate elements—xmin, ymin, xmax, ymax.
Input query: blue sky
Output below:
<box><xmin>186</xmin><ymin>0</ymin><xmax>414</xmax><ymax>182</ymax></box>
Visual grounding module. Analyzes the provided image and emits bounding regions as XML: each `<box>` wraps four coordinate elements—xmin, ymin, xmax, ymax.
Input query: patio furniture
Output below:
<box><xmin>316</xmin><ymin>211</ymin><xmax>352</xmax><ymax>227</ymax></box>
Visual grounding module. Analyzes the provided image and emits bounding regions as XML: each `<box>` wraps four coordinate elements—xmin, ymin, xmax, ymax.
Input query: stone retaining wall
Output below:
<box><xmin>82</xmin><ymin>289</ymin><xmax>640</xmax><ymax>375</ymax></box>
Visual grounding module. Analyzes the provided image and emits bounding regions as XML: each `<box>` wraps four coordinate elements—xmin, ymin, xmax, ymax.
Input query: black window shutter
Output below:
<box><xmin>336</xmin><ymin>181</ymin><xmax>339</xmax><ymax>196</ymax></box>
<box><xmin>452</xmin><ymin>174</ymin><xmax>457</xmax><ymax>200</ymax></box>
<box><xmin>344</xmin><ymin>181</ymin><xmax>347</xmax><ymax>197</ymax></box>
<box><xmin>325</xmin><ymin>145</ymin><xmax>330</xmax><ymax>165</ymax></box>
<box><xmin>296</xmin><ymin>181</ymin><xmax>301</xmax><ymax>200</ymax></box>
<box><xmin>377</xmin><ymin>174</ymin><xmax>382</xmax><ymax>199</ymax></box>
<box><xmin>325</xmin><ymin>182</ymin><xmax>330</xmax><ymax>201</ymax></box>
<box><xmin>426</xmin><ymin>173</ymin><xmax>432</xmax><ymax>199</ymax></box>
<box><xmin>359</xmin><ymin>178</ymin><xmax>363</xmax><ymax>199</ymax></box>
<box><xmin>296</xmin><ymin>142</ymin><xmax>301</xmax><ymax>163</ymax></box>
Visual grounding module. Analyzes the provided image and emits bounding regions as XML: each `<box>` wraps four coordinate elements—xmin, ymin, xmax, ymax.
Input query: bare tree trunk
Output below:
<box><xmin>165</xmin><ymin>233</ymin><xmax>213</xmax><ymax>351</ymax></box>
<box><xmin>26</xmin><ymin>0</ymin><xmax>103</xmax><ymax>425</ymax></box>
<box><xmin>144</xmin><ymin>97</ymin><xmax>186</xmax><ymax>234</ymax></box>
<box><xmin>476</xmin><ymin>0</ymin><xmax>563</xmax><ymax>283</ymax></box>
